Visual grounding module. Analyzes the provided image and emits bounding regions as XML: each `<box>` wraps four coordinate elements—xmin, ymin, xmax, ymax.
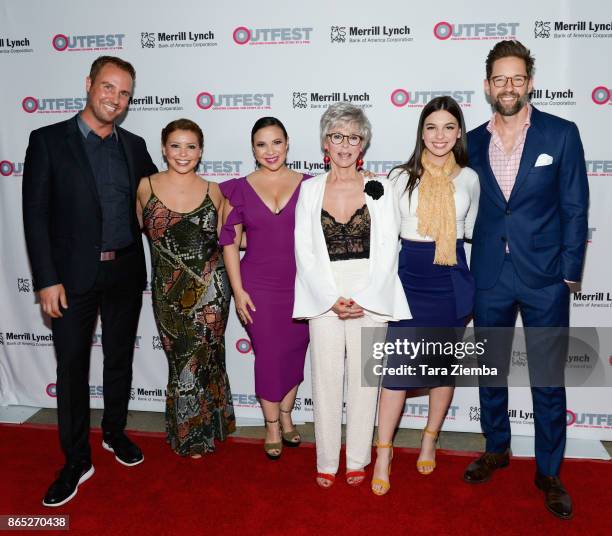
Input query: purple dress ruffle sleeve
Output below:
<box><xmin>219</xmin><ymin>175</ymin><xmax>311</xmax><ymax>401</ymax></box>
<box><xmin>218</xmin><ymin>178</ymin><xmax>245</xmax><ymax>246</ymax></box>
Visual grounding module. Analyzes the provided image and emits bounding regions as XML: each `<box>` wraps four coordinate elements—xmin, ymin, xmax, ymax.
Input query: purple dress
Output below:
<box><xmin>219</xmin><ymin>176</ymin><xmax>310</xmax><ymax>402</ymax></box>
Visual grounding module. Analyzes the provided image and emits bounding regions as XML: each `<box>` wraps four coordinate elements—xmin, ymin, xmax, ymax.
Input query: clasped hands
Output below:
<box><xmin>332</xmin><ymin>297</ymin><xmax>364</xmax><ymax>319</ymax></box>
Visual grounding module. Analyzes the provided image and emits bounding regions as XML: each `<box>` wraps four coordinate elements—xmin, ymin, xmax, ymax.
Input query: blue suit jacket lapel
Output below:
<box><xmin>509</xmin><ymin>108</ymin><xmax>545</xmax><ymax>202</ymax></box>
<box><xmin>478</xmin><ymin>128</ymin><xmax>507</xmax><ymax>209</ymax></box>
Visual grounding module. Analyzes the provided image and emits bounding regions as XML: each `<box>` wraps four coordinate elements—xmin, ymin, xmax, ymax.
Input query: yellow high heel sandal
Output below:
<box><xmin>416</xmin><ymin>428</ymin><xmax>439</xmax><ymax>475</ymax></box>
<box><xmin>371</xmin><ymin>441</ymin><xmax>393</xmax><ymax>496</ymax></box>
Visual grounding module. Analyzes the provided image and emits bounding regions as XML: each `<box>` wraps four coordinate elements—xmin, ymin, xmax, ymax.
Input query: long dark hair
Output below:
<box><xmin>250</xmin><ymin>116</ymin><xmax>288</xmax><ymax>145</ymax></box>
<box><xmin>390</xmin><ymin>96</ymin><xmax>468</xmax><ymax>199</ymax></box>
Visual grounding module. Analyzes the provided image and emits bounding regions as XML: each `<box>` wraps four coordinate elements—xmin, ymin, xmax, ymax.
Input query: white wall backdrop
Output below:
<box><xmin>1</xmin><ymin>0</ymin><xmax>611</xmax><ymax>439</ymax></box>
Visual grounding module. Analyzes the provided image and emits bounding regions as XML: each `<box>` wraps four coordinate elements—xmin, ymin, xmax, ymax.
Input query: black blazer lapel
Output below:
<box><xmin>65</xmin><ymin>120</ymin><xmax>101</xmax><ymax>208</ymax></box>
<box><xmin>117</xmin><ymin>128</ymin><xmax>138</xmax><ymax>200</ymax></box>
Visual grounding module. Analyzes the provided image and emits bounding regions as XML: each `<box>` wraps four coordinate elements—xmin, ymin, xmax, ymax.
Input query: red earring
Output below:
<box><xmin>356</xmin><ymin>154</ymin><xmax>364</xmax><ymax>171</ymax></box>
<box><xmin>323</xmin><ymin>150</ymin><xmax>330</xmax><ymax>166</ymax></box>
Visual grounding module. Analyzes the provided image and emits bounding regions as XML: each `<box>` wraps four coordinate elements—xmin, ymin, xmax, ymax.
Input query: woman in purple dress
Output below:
<box><xmin>220</xmin><ymin>117</ymin><xmax>310</xmax><ymax>459</ymax></box>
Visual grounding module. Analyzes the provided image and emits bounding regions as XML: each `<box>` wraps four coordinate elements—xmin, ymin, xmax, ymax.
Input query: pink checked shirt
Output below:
<box><xmin>486</xmin><ymin>104</ymin><xmax>532</xmax><ymax>200</ymax></box>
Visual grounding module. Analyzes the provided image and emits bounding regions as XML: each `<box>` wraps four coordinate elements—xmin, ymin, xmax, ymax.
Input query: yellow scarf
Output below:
<box><xmin>416</xmin><ymin>149</ymin><xmax>459</xmax><ymax>266</ymax></box>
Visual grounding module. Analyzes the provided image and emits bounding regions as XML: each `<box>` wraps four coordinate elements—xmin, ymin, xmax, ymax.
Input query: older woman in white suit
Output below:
<box><xmin>293</xmin><ymin>102</ymin><xmax>411</xmax><ymax>488</ymax></box>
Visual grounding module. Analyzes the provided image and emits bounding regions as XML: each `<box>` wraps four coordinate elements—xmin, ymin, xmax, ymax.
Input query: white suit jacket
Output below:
<box><xmin>292</xmin><ymin>172</ymin><xmax>411</xmax><ymax>321</ymax></box>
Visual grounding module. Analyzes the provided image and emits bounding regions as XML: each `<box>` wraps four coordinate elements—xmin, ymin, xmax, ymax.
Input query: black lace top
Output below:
<box><xmin>321</xmin><ymin>204</ymin><xmax>371</xmax><ymax>262</ymax></box>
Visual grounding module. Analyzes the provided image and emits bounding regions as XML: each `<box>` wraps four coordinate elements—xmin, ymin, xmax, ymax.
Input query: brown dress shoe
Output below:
<box><xmin>534</xmin><ymin>473</ymin><xmax>573</xmax><ymax>520</ymax></box>
<box><xmin>463</xmin><ymin>450</ymin><xmax>510</xmax><ymax>483</ymax></box>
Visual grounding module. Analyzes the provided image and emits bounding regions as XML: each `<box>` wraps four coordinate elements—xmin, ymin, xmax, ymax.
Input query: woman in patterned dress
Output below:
<box><xmin>136</xmin><ymin>118</ymin><xmax>235</xmax><ymax>458</ymax></box>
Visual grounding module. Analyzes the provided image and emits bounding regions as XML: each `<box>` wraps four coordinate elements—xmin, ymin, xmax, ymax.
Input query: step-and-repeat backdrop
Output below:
<box><xmin>1</xmin><ymin>1</ymin><xmax>611</xmax><ymax>439</ymax></box>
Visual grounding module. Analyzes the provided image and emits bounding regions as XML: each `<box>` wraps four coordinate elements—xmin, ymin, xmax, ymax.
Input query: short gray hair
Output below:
<box><xmin>319</xmin><ymin>102</ymin><xmax>372</xmax><ymax>152</ymax></box>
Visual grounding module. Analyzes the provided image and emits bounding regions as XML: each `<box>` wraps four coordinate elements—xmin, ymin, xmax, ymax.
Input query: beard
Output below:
<box><xmin>493</xmin><ymin>91</ymin><xmax>530</xmax><ymax>116</ymax></box>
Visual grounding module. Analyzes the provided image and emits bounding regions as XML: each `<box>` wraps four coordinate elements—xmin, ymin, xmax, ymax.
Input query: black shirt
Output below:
<box><xmin>77</xmin><ymin>114</ymin><xmax>133</xmax><ymax>250</ymax></box>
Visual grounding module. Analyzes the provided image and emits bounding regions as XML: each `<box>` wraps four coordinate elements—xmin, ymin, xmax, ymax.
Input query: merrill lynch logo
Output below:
<box><xmin>141</xmin><ymin>32</ymin><xmax>155</xmax><ymax>48</ymax></box>
<box><xmin>331</xmin><ymin>26</ymin><xmax>347</xmax><ymax>43</ymax></box>
<box><xmin>18</xmin><ymin>278</ymin><xmax>32</xmax><ymax>293</ymax></box>
<box><xmin>534</xmin><ymin>21</ymin><xmax>551</xmax><ymax>38</ymax></box>
<box><xmin>293</xmin><ymin>92</ymin><xmax>307</xmax><ymax>109</ymax></box>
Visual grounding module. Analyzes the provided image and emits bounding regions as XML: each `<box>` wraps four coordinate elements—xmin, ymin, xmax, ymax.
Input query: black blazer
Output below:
<box><xmin>22</xmin><ymin>116</ymin><xmax>158</xmax><ymax>293</ymax></box>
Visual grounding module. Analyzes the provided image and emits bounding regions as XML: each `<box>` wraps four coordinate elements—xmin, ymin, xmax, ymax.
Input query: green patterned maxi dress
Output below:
<box><xmin>143</xmin><ymin>181</ymin><xmax>235</xmax><ymax>456</ymax></box>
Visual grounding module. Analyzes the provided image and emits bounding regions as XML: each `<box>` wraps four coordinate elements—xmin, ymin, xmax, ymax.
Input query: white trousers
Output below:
<box><xmin>309</xmin><ymin>314</ymin><xmax>386</xmax><ymax>474</ymax></box>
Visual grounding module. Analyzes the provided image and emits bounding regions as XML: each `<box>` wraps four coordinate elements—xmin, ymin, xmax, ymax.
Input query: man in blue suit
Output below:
<box><xmin>463</xmin><ymin>41</ymin><xmax>588</xmax><ymax>520</ymax></box>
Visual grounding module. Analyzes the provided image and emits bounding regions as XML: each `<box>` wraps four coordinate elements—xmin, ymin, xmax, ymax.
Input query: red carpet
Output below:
<box><xmin>1</xmin><ymin>424</ymin><xmax>610</xmax><ymax>535</ymax></box>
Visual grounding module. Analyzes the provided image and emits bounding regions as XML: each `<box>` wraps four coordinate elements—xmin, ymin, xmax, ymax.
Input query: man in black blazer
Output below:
<box><xmin>22</xmin><ymin>56</ymin><xmax>157</xmax><ymax>507</ymax></box>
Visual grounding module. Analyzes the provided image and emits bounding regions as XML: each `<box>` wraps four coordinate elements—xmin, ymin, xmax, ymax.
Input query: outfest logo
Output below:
<box><xmin>52</xmin><ymin>33</ymin><xmax>125</xmax><ymax>52</ymax></box>
<box><xmin>232</xmin><ymin>26</ymin><xmax>312</xmax><ymax>46</ymax></box>
<box><xmin>586</xmin><ymin>159</ymin><xmax>612</xmax><ymax>176</ymax></box>
<box><xmin>566</xmin><ymin>409</ymin><xmax>612</xmax><ymax>428</ymax></box>
<box><xmin>232</xmin><ymin>392</ymin><xmax>260</xmax><ymax>407</ymax></box>
<box><xmin>196</xmin><ymin>160</ymin><xmax>243</xmax><ymax>178</ymax></box>
<box><xmin>402</xmin><ymin>403</ymin><xmax>459</xmax><ymax>419</ymax></box>
<box><xmin>195</xmin><ymin>92</ymin><xmax>273</xmax><ymax>111</ymax></box>
<box><xmin>22</xmin><ymin>96</ymin><xmax>86</xmax><ymax>114</ymax></box>
<box><xmin>0</xmin><ymin>160</ymin><xmax>24</xmax><ymax>177</ymax></box>
<box><xmin>235</xmin><ymin>338</ymin><xmax>253</xmax><ymax>354</ymax></box>
<box><xmin>391</xmin><ymin>89</ymin><xmax>475</xmax><ymax>108</ymax></box>
<box><xmin>587</xmin><ymin>227</ymin><xmax>596</xmax><ymax>243</ymax></box>
<box><xmin>364</xmin><ymin>160</ymin><xmax>403</xmax><ymax>176</ymax></box>
<box><xmin>46</xmin><ymin>383</ymin><xmax>57</xmax><ymax>397</ymax></box>
<box><xmin>159</xmin><ymin>158</ymin><xmax>242</xmax><ymax>178</ymax></box>
<box><xmin>433</xmin><ymin>21</ymin><xmax>519</xmax><ymax>41</ymax></box>
<box><xmin>592</xmin><ymin>86</ymin><xmax>612</xmax><ymax>106</ymax></box>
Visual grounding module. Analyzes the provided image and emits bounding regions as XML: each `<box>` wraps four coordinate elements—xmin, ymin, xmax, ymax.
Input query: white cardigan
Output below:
<box><xmin>292</xmin><ymin>172</ymin><xmax>412</xmax><ymax>322</ymax></box>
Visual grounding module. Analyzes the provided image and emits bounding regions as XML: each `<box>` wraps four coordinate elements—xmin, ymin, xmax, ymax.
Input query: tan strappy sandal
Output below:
<box><xmin>279</xmin><ymin>408</ymin><xmax>301</xmax><ymax>447</ymax></box>
<box><xmin>264</xmin><ymin>418</ymin><xmax>282</xmax><ymax>460</ymax></box>
<box><xmin>371</xmin><ymin>441</ymin><xmax>393</xmax><ymax>496</ymax></box>
<box><xmin>416</xmin><ymin>428</ymin><xmax>439</xmax><ymax>475</ymax></box>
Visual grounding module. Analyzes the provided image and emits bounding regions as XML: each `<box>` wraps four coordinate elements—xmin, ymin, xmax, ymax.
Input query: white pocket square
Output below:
<box><xmin>534</xmin><ymin>153</ymin><xmax>553</xmax><ymax>167</ymax></box>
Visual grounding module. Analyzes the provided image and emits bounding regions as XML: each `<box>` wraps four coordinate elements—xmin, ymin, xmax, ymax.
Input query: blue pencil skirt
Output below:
<box><xmin>382</xmin><ymin>239</ymin><xmax>474</xmax><ymax>390</ymax></box>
